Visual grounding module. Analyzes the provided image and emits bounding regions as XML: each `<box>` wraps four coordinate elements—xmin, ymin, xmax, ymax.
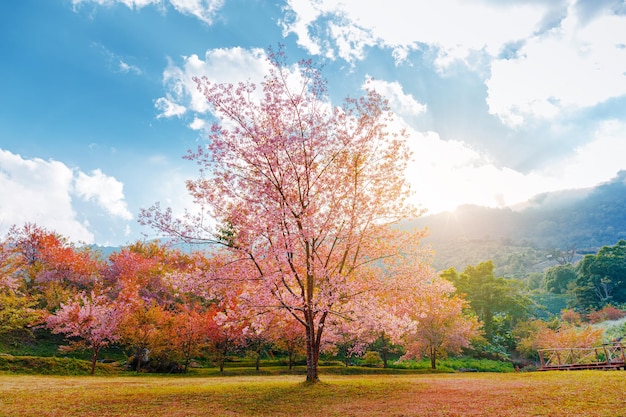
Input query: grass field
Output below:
<box><xmin>1</xmin><ymin>370</ymin><xmax>625</xmax><ymax>416</ymax></box>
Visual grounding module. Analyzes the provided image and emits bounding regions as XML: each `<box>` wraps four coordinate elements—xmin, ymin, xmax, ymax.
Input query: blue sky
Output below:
<box><xmin>1</xmin><ymin>0</ymin><xmax>625</xmax><ymax>246</ymax></box>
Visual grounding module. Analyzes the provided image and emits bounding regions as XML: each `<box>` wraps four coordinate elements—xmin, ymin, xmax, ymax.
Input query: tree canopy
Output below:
<box><xmin>141</xmin><ymin>49</ymin><xmax>433</xmax><ymax>382</ymax></box>
<box><xmin>441</xmin><ymin>261</ymin><xmax>531</xmax><ymax>351</ymax></box>
<box><xmin>574</xmin><ymin>240</ymin><xmax>626</xmax><ymax>310</ymax></box>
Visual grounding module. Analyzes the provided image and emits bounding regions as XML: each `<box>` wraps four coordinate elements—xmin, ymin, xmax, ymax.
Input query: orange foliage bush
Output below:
<box><xmin>516</xmin><ymin>320</ymin><xmax>604</xmax><ymax>357</ymax></box>
<box><xmin>560</xmin><ymin>309</ymin><xmax>582</xmax><ymax>325</ymax></box>
<box><xmin>587</xmin><ymin>305</ymin><xmax>626</xmax><ymax>324</ymax></box>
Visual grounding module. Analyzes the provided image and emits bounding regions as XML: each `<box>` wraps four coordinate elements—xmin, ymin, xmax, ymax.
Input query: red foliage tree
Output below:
<box><xmin>169</xmin><ymin>303</ymin><xmax>212</xmax><ymax>372</ymax></box>
<box><xmin>5</xmin><ymin>224</ymin><xmax>103</xmax><ymax>309</ymax></box>
<box><xmin>204</xmin><ymin>303</ymin><xmax>247</xmax><ymax>373</ymax></box>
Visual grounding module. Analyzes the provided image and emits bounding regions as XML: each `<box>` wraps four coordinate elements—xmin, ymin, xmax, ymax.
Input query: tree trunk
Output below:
<box><xmin>380</xmin><ymin>333</ymin><xmax>389</xmax><ymax>368</ymax></box>
<box><xmin>304</xmin><ymin>314</ymin><xmax>319</xmax><ymax>383</ymax></box>
<box><xmin>430</xmin><ymin>347</ymin><xmax>437</xmax><ymax>370</ymax></box>
<box><xmin>90</xmin><ymin>347</ymin><xmax>99</xmax><ymax>375</ymax></box>
<box><xmin>305</xmin><ymin>344</ymin><xmax>319</xmax><ymax>382</ymax></box>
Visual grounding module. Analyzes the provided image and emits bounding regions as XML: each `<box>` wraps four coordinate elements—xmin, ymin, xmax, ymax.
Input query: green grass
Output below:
<box><xmin>0</xmin><ymin>329</ymin><xmax>126</xmax><ymax>363</ymax></box>
<box><xmin>1</xmin><ymin>371</ymin><xmax>625</xmax><ymax>416</ymax></box>
<box><xmin>0</xmin><ymin>355</ymin><xmax>119</xmax><ymax>376</ymax></box>
<box><xmin>0</xmin><ymin>353</ymin><xmax>514</xmax><ymax>377</ymax></box>
<box><xmin>390</xmin><ymin>357</ymin><xmax>515</xmax><ymax>372</ymax></box>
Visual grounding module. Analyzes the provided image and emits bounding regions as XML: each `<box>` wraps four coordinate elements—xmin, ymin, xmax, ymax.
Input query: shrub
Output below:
<box><xmin>361</xmin><ymin>351</ymin><xmax>383</xmax><ymax>367</ymax></box>
<box><xmin>0</xmin><ymin>355</ymin><xmax>118</xmax><ymax>375</ymax></box>
<box><xmin>587</xmin><ymin>305</ymin><xmax>626</xmax><ymax>324</ymax></box>
<box><xmin>561</xmin><ymin>309</ymin><xmax>582</xmax><ymax>325</ymax></box>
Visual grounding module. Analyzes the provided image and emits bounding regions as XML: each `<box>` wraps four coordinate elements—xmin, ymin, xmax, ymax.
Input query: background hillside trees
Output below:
<box><xmin>574</xmin><ymin>240</ymin><xmax>626</xmax><ymax>310</ymax></box>
<box><xmin>544</xmin><ymin>264</ymin><xmax>577</xmax><ymax>295</ymax></box>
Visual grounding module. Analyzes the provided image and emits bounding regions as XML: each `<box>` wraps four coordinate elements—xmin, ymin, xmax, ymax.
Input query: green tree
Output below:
<box><xmin>442</xmin><ymin>261</ymin><xmax>530</xmax><ymax>352</ymax></box>
<box><xmin>544</xmin><ymin>264</ymin><xmax>577</xmax><ymax>295</ymax></box>
<box><xmin>574</xmin><ymin>240</ymin><xmax>626</xmax><ymax>310</ymax></box>
<box><xmin>0</xmin><ymin>239</ymin><xmax>43</xmax><ymax>342</ymax></box>
<box><xmin>0</xmin><ymin>290</ymin><xmax>42</xmax><ymax>340</ymax></box>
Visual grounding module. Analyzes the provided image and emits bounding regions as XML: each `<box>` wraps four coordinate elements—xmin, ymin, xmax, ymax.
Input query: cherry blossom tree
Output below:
<box><xmin>141</xmin><ymin>48</ymin><xmax>426</xmax><ymax>382</ymax></box>
<box><xmin>399</xmin><ymin>277</ymin><xmax>482</xmax><ymax>369</ymax></box>
<box><xmin>105</xmin><ymin>241</ymin><xmax>193</xmax><ymax>307</ymax></box>
<box><xmin>46</xmin><ymin>291</ymin><xmax>127</xmax><ymax>375</ymax></box>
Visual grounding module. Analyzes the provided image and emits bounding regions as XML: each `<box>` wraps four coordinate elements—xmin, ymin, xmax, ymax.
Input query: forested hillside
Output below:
<box><xmin>409</xmin><ymin>171</ymin><xmax>626</xmax><ymax>276</ymax></box>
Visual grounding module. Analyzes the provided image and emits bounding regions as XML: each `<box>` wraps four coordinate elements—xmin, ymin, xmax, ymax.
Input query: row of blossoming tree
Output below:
<box><xmin>0</xmin><ymin>223</ymin><xmax>480</xmax><ymax>377</ymax></box>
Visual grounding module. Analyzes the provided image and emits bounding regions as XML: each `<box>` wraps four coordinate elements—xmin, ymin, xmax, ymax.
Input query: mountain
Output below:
<box><xmin>408</xmin><ymin>171</ymin><xmax>626</xmax><ymax>275</ymax></box>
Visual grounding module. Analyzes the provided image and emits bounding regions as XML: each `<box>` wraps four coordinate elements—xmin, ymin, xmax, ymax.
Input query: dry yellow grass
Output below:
<box><xmin>1</xmin><ymin>371</ymin><xmax>625</xmax><ymax>416</ymax></box>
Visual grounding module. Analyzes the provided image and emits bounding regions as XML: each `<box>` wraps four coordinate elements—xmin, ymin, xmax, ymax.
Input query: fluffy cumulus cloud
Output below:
<box><xmin>155</xmin><ymin>47</ymin><xmax>272</xmax><ymax>119</ymax></box>
<box><xmin>487</xmin><ymin>4</ymin><xmax>626</xmax><ymax>126</ymax></box>
<box><xmin>0</xmin><ymin>149</ymin><xmax>132</xmax><ymax>244</ymax></box>
<box><xmin>281</xmin><ymin>0</ymin><xmax>550</xmax><ymax>65</ymax></box>
<box><xmin>74</xmin><ymin>169</ymin><xmax>133</xmax><ymax>220</ymax></box>
<box><xmin>72</xmin><ymin>0</ymin><xmax>224</xmax><ymax>24</ymax></box>
<box><xmin>367</xmin><ymin>79</ymin><xmax>427</xmax><ymax>120</ymax></box>
<box><xmin>283</xmin><ymin>0</ymin><xmax>626</xmax><ymax>126</ymax></box>
<box><xmin>404</xmin><ymin>130</ymin><xmax>530</xmax><ymax>212</ymax></box>
<box><xmin>547</xmin><ymin>119</ymin><xmax>626</xmax><ymax>188</ymax></box>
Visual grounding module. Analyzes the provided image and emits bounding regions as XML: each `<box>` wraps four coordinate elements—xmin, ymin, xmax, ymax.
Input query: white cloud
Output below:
<box><xmin>0</xmin><ymin>149</ymin><xmax>134</xmax><ymax>244</ymax></box>
<box><xmin>169</xmin><ymin>0</ymin><xmax>224</xmax><ymax>25</ymax></box>
<box><xmin>72</xmin><ymin>0</ymin><xmax>161</xmax><ymax>10</ymax></box>
<box><xmin>189</xmin><ymin>117</ymin><xmax>207</xmax><ymax>130</ymax></box>
<box><xmin>405</xmin><ymin>131</ymin><xmax>526</xmax><ymax>213</ymax></box>
<box><xmin>281</xmin><ymin>0</ymin><xmax>626</xmax><ymax>128</ymax></box>
<box><xmin>280</xmin><ymin>0</ymin><xmax>325</xmax><ymax>56</ymax></box>
<box><xmin>405</xmin><ymin>118</ymin><xmax>626</xmax><ymax>214</ymax></box>
<box><xmin>72</xmin><ymin>0</ymin><xmax>224</xmax><ymax>25</ymax></box>
<box><xmin>74</xmin><ymin>169</ymin><xmax>133</xmax><ymax>220</ymax></box>
<box><xmin>366</xmin><ymin>79</ymin><xmax>427</xmax><ymax>119</ymax></box>
<box><xmin>328</xmin><ymin>20</ymin><xmax>375</xmax><ymax>63</ymax></box>
<box><xmin>92</xmin><ymin>43</ymin><xmax>142</xmax><ymax>75</ymax></box>
<box><xmin>547</xmin><ymin>119</ymin><xmax>626</xmax><ymax>188</ymax></box>
<box><xmin>155</xmin><ymin>97</ymin><xmax>187</xmax><ymax>118</ymax></box>
<box><xmin>487</xmin><ymin>5</ymin><xmax>626</xmax><ymax>126</ymax></box>
<box><xmin>0</xmin><ymin>150</ymin><xmax>94</xmax><ymax>243</ymax></box>
<box><xmin>156</xmin><ymin>47</ymin><xmax>271</xmax><ymax>118</ymax></box>
<box><xmin>281</xmin><ymin>0</ymin><xmax>548</xmax><ymax>65</ymax></box>
<box><xmin>118</xmin><ymin>59</ymin><xmax>141</xmax><ymax>75</ymax></box>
